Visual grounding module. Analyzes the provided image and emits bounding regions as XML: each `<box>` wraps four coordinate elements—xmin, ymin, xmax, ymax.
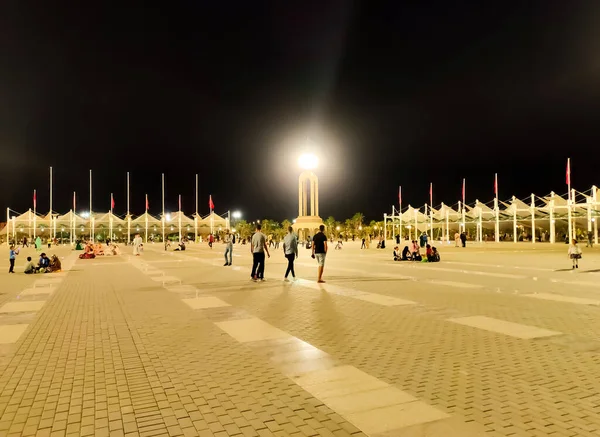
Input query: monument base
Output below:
<box><xmin>293</xmin><ymin>215</ymin><xmax>324</xmax><ymax>242</ymax></box>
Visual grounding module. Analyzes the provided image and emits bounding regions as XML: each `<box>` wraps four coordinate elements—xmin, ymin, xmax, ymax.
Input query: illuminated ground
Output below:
<box><xmin>0</xmin><ymin>240</ymin><xmax>599</xmax><ymax>436</ymax></box>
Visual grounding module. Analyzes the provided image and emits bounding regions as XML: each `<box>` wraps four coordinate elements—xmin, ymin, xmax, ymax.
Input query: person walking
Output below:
<box><xmin>586</xmin><ymin>231</ymin><xmax>594</xmax><ymax>248</ymax></box>
<box><xmin>133</xmin><ymin>233</ymin><xmax>143</xmax><ymax>256</ymax></box>
<box><xmin>208</xmin><ymin>233</ymin><xmax>214</xmax><ymax>248</ymax></box>
<box><xmin>250</xmin><ymin>224</ymin><xmax>270</xmax><ymax>281</ymax></box>
<box><xmin>568</xmin><ymin>239</ymin><xmax>582</xmax><ymax>269</ymax></box>
<box><xmin>312</xmin><ymin>225</ymin><xmax>328</xmax><ymax>283</ymax></box>
<box><xmin>361</xmin><ymin>237</ymin><xmax>366</xmax><ymax>249</ymax></box>
<box><xmin>283</xmin><ymin>226</ymin><xmax>298</xmax><ymax>281</ymax></box>
<box><xmin>8</xmin><ymin>245</ymin><xmax>19</xmax><ymax>273</ymax></box>
<box><xmin>224</xmin><ymin>231</ymin><xmax>233</xmax><ymax>266</ymax></box>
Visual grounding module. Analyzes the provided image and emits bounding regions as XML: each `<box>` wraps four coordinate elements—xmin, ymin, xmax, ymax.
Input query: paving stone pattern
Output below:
<box><xmin>0</xmin><ymin>242</ymin><xmax>599</xmax><ymax>436</ymax></box>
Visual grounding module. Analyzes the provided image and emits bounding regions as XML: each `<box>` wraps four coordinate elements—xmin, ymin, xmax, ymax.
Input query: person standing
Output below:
<box><xmin>133</xmin><ymin>233</ymin><xmax>143</xmax><ymax>256</ymax></box>
<box><xmin>283</xmin><ymin>226</ymin><xmax>298</xmax><ymax>281</ymax></box>
<box><xmin>460</xmin><ymin>232</ymin><xmax>467</xmax><ymax>248</ymax></box>
<box><xmin>454</xmin><ymin>232</ymin><xmax>460</xmax><ymax>247</ymax></box>
<box><xmin>224</xmin><ymin>231</ymin><xmax>233</xmax><ymax>266</ymax></box>
<box><xmin>209</xmin><ymin>233</ymin><xmax>214</xmax><ymax>249</ymax></box>
<box><xmin>568</xmin><ymin>239</ymin><xmax>582</xmax><ymax>269</ymax></box>
<box><xmin>8</xmin><ymin>245</ymin><xmax>18</xmax><ymax>273</ymax></box>
<box><xmin>250</xmin><ymin>224</ymin><xmax>270</xmax><ymax>281</ymax></box>
<box><xmin>312</xmin><ymin>225</ymin><xmax>328</xmax><ymax>283</ymax></box>
<box><xmin>587</xmin><ymin>231</ymin><xmax>594</xmax><ymax>248</ymax></box>
<box><xmin>35</xmin><ymin>236</ymin><xmax>42</xmax><ymax>252</ymax></box>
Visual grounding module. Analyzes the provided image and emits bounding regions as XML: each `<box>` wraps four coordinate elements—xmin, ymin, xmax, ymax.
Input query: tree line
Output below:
<box><xmin>233</xmin><ymin>213</ymin><xmax>385</xmax><ymax>241</ymax></box>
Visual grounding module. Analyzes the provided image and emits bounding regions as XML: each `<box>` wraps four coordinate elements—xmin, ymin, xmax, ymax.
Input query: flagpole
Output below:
<box><xmin>127</xmin><ymin>172</ymin><xmax>131</xmax><ymax>245</ymax></box>
<box><xmin>567</xmin><ymin>158</ymin><xmax>573</xmax><ymax>241</ymax></box>
<box><xmin>462</xmin><ymin>179</ymin><xmax>466</xmax><ymax>234</ymax></box>
<box><xmin>6</xmin><ymin>208</ymin><xmax>9</xmax><ymax>247</ymax></box>
<box><xmin>162</xmin><ymin>173</ymin><xmax>165</xmax><ymax>247</ymax></box>
<box><xmin>210</xmin><ymin>195</ymin><xmax>214</xmax><ymax>236</ymax></box>
<box><xmin>145</xmin><ymin>194</ymin><xmax>148</xmax><ymax>244</ymax></box>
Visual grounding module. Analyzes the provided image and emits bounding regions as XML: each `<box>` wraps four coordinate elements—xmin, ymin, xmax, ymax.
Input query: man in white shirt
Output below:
<box><xmin>250</xmin><ymin>224</ymin><xmax>270</xmax><ymax>281</ymax></box>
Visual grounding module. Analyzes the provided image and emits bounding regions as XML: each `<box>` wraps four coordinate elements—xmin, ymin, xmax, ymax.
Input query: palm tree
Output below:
<box><xmin>324</xmin><ymin>216</ymin><xmax>336</xmax><ymax>239</ymax></box>
<box><xmin>352</xmin><ymin>212</ymin><xmax>364</xmax><ymax>234</ymax></box>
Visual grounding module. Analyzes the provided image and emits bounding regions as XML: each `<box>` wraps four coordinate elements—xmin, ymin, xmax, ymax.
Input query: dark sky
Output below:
<box><xmin>1</xmin><ymin>1</ymin><xmax>599</xmax><ymax>222</ymax></box>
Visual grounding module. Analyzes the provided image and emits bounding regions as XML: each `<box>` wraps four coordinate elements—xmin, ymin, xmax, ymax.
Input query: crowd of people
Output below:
<box><xmin>8</xmin><ymin>246</ymin><xmax>62</xmax><ymax>274</ymax></box>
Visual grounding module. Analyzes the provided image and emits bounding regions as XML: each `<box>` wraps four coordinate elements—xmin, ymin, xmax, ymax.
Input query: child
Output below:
<box><xmin>24</xmin><ymin>257</ymin><xmax>35</xmax><ymax>274</ymax></box>
<box><xmin>568</xmin><ymin>239</ymin><xmax>582</xmax><ymax>269</ymax></box>
<box><xmin>8</xmin><ymin>245</ymin><xmax>19</xmax><ymax>273</ymax></box>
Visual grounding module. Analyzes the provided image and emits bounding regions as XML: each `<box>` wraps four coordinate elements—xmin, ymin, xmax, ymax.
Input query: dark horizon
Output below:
<box><xmin>1</xmin><ymin>2</ymin><xmax>599</xmax><ymax>222</ymax></box>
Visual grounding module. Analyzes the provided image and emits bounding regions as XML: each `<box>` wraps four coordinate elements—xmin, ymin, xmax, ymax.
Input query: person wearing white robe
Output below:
<box><xmin>133</xmin><ymin>234</ymin><xmax>143</xmax><ymax>256</ymax></box>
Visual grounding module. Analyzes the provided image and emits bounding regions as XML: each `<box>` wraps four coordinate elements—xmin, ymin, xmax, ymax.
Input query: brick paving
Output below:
<box><xmin>0</xmin><ymin>242</ymin><xmax>598</xmax><ymax>436</ymax></box>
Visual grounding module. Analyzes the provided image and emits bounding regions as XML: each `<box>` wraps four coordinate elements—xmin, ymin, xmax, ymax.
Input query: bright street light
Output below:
<box><xmin>232</xmin><ymin>211</ymin><xmax>242</xmax><ymax>219</ymax></box>
<box><xmin>298</xmin><ymin>153</ymin><xmax>318</xmax><ymax>170</ymax></box>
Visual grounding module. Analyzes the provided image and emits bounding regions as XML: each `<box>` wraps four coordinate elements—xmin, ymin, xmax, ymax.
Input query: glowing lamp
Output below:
<box><xmin>298</xmin><ymin>154</ymin><xmax>318</xmax><ymax>170</ymax></box>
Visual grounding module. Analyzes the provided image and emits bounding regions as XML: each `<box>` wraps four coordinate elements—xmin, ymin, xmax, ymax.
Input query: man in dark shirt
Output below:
<box><xmin>311</xmin><ymin>225</ymin><xmax>328</xmax><ymax>283</ymax></box>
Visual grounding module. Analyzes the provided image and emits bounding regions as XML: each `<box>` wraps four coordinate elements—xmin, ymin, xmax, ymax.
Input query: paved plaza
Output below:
<box><xmin>0</xmin><ymin>240</ymin><xmax>599</xmax><ymax>437</ymax></box>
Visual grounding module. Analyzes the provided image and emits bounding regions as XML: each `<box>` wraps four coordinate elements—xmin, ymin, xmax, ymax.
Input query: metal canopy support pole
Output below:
<box><xmin>531</xmin><ymin>194</ymin><xmax>536</xmax><ymax>244</ymax></box>
<box><xmin>6</xmin><ymin>208</ymin><xmax>9</xmax><ymax>246</ymax></box>
<box><xmin>445</xmin><ymin>207</ymin><xmax>450</xmax><ymax>243</ymax></box>
<box><xmin>383</xmin><ymin>213</ymin><xmax>387</xmax><ymax>241</ymax></box>
<box><xmin>494</xmin><ymin>198</ymin><xmax>500</xmax><ymax>243</ymax></box>
<box><xmin>127</xmin><ymin>172</ymin><xmax>131</xmax><ymax>244</ymax></box>
<box><xmin>513</xmin><ymin>196</ymin><xmax>517</xmax><ymax>243</ymax></box>
<box><xmin>568</xmin><ymin>191</ymin><xmax>573</xmax><ymax>242</ymax></box>
<box><xmin>593</xmin><ymin>186</ymin><xmax>598</xmax><ymax>245</ymax></box>
<box><xmin>549</xmin><ymin>192</ymin><xmax>556</xmax><ymax>243</ymax></box>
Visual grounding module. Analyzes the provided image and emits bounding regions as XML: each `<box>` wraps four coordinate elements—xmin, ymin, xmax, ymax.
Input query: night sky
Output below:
<box><xmin>1</xmin><ymin>1</ymin><xmax>599</xmax><ymax>222</ymax></box>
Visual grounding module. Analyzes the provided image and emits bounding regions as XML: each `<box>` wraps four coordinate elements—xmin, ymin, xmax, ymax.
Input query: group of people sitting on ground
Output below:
<box><xmin>24</xmin><ymin>253</ymin><xmax>61</xmax><ymax>273</ymax></box>
<box><xmin>393</xmin><ymin>241</ymin><xmax>440</xmax><ymax>263</ymax></box>
<box><xmin>78</xmin><ymin>241</ymin><xmax>121</xmax><ymax>259</ymax></box>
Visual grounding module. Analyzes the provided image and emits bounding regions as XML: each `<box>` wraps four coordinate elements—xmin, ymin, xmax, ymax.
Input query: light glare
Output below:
<box><xmin>298</xmin><ymin>154</ymin><xmax>318</xmax><ymax>170</ymax></box>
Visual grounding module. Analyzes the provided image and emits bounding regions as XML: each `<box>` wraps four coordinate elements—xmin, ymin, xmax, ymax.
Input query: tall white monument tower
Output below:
<box><xmin>293</xmin><ymin>153</ymin><xmax>323</xmax><ymax>241</ymax></box>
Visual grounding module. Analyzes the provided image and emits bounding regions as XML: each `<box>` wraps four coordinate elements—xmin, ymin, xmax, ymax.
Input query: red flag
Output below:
<box><xmin>429</xmin><ymin>183</ymin><xmax>433</xmax><ymax>206</ymax></box>
<box><xmin>566</xmin><ymin>158</ymin><xmax>571</xmax><ymax>186</ymax></box>
<box><xmin>145</xmin><ymin>194</ymin><xmax>149</xmax><ymax>211</ymax></box>
<box><xmin>33</xmin><ymin>190</ymin><xmax>37</xmax><ymax>210</ymax></box>
<box><xmin>462</xmin><ymin>179</ymin><xmax>466</xmax><ymax>204</ymax></box>
<box><xmin>111</xmin><ymin>194</ymin><xmax>115</xmax><ymax>210</ymax></box>
<box><xmin>209</xmin><ymin>195</ymin><xmax>214</xmax><ymax>211</ymax></box>
<box><xmin>178</xmin><ymin>195</ymin><xmax>182</xmax><ymax>211</ymax></box>
<box><xmin>494</xmin><ymin>173</ymin><xmax>498</xmax><ymax>196</ymax></box>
